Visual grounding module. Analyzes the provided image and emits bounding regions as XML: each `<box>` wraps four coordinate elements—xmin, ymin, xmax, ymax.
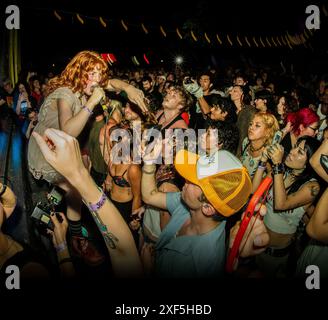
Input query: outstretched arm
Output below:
<box><xmin>106</xmin><ymin>79</ymin><xmax>147</xmax><ymax>113</ymax></box>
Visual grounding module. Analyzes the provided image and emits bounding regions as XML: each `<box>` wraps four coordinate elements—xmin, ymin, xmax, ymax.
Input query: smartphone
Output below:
<box><xmin>272</xmin><ymin>130</ymin><xmax>283</xmax><ymax>144</ymax></box>
<box><xmin>20</xmin><ymin>101</ymin><xmax>28</xmax><ymax>115</ymax></box>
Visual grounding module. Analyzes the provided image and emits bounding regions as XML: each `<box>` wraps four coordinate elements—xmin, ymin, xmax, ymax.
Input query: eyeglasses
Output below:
<box><xmin>308</xmin><ymin>126</ymin><xmax>319</xmax><ymax>132</ymax></box>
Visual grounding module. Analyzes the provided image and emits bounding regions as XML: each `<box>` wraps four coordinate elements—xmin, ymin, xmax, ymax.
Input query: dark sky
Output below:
<box><xmin>2</xmin><ymin>0</ymin><xmax>327</xmax><ymax>73</ymax></box>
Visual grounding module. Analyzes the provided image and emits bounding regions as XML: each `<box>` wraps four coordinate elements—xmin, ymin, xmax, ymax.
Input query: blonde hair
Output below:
<box><xmin>46</xmin><ymin>51</ymin><xmax>109</xmax><ymax>96</ymax></box>
<box><xmin>252</xmin><ymin>112</ymin><xmax>280</xmax><ymax>145</ymax></box>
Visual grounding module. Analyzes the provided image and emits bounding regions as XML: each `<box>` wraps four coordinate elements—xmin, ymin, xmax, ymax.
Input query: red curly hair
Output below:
<box><xmin>46</xmin><ymin>51</ymin><xmax>109</xmax><ymax>96</ymax></box>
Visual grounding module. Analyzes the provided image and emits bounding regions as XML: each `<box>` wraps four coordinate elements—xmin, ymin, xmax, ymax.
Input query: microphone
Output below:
<box><xmin>91</xmin><ymin>85</ymin><xmax>106</xmax><ymax>105</ymax></box>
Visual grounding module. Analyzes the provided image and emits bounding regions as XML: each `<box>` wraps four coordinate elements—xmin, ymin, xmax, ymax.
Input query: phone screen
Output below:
<box><xmin>20</xmin><ymin>101</ymin><xmax>28</xmax><ymax>115</ymax></box>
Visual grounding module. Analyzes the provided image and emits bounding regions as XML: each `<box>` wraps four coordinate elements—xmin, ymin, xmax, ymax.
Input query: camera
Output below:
<box><xmin>30</xmin><ymin>186</ymin><xmax>65</xmax><ymax>234</ymax></box>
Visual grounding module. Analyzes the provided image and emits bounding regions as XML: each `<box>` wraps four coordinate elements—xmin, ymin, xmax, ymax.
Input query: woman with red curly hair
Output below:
<box><xmin>27</xmin><ymin>50</ymin><xmax>147</xmax><ymax>266</ymax></box>
<box><xmin>281</xmin><ymin>107</ymin><xmax>320</xmax><ymax>157</ymax></box>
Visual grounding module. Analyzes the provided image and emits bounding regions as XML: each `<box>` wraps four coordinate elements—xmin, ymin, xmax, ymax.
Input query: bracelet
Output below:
<box><xmin>59</xmin><ymin>257</ymin><xmax>73</xmax><ymax>265</ymax></box>
<box><xmin>257</xmin><ymin>160</ymin><xmax>267</xmax><ymax>170</ymax></box>
<box><xmin>55</xmin><ymin>241</ymin><xmax>67</xmax><ymax>254</ymax></box>
<box><xmin>272</xmin><ymin>163</ymin><xmax>285</xmax><ymax>175</ymax></box>
<box><xmin>0</xmin><ymin>184</ymin><xmax>7</xmax><ymax>197</ymax></box>
<box><xmin>142</xmin><ymin>166</ymin><xmax>156</xmax><ymax>174</ymax></box>
<box><xmin>87</xmin><ymin>188</ymin><xmax>107</xmax><ymax>212</ymax></box>
<box><xmin>82</xmin><ymin>105</ymin><xmax>93</xmax><ymax>116</ymax></box>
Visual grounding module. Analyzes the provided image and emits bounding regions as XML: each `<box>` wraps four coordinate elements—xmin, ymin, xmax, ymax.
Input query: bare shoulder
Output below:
<box><xmin>128</xmin><ymin>164</ymin><xmax>141</xmax><ymax>177</ymax></box>
<box><xmin>306</xmin><ymin>181</ymin><xmax>320</xmax><ymax>197</ymax></box>
<box><xmin>172</xmin><ymin>119</ymin><xmax>188</xmax><ymax>129</ymax></box>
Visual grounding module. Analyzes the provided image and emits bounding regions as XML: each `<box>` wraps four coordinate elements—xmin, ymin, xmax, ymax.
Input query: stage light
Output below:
<box><xmin>175</xmin><ymin>56</ymin><xmax>183</xmax><ymax>65</ymax></box>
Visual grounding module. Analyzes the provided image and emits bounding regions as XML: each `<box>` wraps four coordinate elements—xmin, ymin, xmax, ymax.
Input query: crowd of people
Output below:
<box><xmin>0</xmin><ymin>50</ymin><xmax>328</xmax><ymax>282</ymax></box>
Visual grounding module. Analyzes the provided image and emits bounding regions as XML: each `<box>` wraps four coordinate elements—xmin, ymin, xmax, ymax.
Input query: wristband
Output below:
<box><xmin>257</xmin><ymin>160</ymin><xmax>267</xmax><ymax>170</ymax></box>
<box><xmin>87</xmin><ymin>189</ymin><xmax>107</xmax><ymax>212</ymax></box>
<box><xmin>55</xmin><ymin>241</ymin><xmax>67</xmax><ymax>253</ymax></box>
<box><xmin>82</xmin><ymin>105</ymin><xmax>93</xmax><ymax>116</ymax></box>
<box><xmin>272</xmin><ymin>163</ymin><xmax>285</xmax><ymax>175</ymax></box>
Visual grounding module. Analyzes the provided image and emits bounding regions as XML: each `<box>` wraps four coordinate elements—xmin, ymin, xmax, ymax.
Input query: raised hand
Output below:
<box><xmin>183</xmin><ymin>77</ymin><xmax>203</xmax><ymax>99</ymax></box>
<box><xmin>267</xmin><ymin>143</ymin><xmax>284</xmax><ymax>164</ymax></box>
<box><xmin>125</xmin><ymin>86</ymin><xmax>148</xmax><ymax>113</ymax></box>
<box><xmin>47</xmin><ymin>212</ymin><xmax>68</xmax><ymax>247</ymax></box>
<box><xmin>229</xmin><ymin>204</ymin><xmax>270</xmax><ymax>259</ymax></box>
<box><xmin>87</xmin><ymin>86</ymin><xmax>106</xmax><ymax>108</ymax></box>
<box><xmin>32</xmin><ymin>128</ymin><xmax>86</xmax><ymax>183</ymax></box>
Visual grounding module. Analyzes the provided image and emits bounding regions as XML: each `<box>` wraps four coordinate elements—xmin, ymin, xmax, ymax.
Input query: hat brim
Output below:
<box><xmin>174</xmin><ymin>149</ymin><xmax>199</xmax><ymax>185</ymax></box>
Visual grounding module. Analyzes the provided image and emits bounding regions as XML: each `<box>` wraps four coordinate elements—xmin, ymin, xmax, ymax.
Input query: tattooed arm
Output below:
<box><xmin>32</xmin><ymin>128</ymin><xmax>142</xmax><ymax>278</ymax></box>
<box><xmin>274</xmin><ymin>179</ymin><xmax>320</xmax><ymax>211</ymax></box>
<box><xmin>76</xmin><ymin>171</ymin><xmax>142</xmax><ymax>277</ymax></box>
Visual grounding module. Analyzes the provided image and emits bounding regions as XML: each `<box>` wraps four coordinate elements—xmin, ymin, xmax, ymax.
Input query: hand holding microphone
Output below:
<box><xmin>88</xmin><ymin>85</ymin><xmax>106</xmax><ymax>108</ymax></box>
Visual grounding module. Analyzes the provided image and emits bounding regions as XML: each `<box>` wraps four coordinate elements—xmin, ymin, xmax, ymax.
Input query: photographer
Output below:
<box><xmin>0</xmin><ymin>182</ymin><xmax>74</xmax><ymax>281</ymax></box>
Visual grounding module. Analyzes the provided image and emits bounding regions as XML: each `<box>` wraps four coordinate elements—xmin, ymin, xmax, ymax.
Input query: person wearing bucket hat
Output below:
<box><xmin>141</xmin><ymin>145</ymin><xmax>268</xmax><ymax>278</ymax></box>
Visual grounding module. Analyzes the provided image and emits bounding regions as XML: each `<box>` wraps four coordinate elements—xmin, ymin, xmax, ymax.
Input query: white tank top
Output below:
<box><xmin>264</xmin><ymin>178</ymin><xmax>316</xmax><ymax>234</ymax></box>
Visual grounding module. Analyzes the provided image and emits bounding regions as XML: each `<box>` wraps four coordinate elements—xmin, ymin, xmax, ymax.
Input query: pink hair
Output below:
<box><xmin>286</xmin><ymin>107</ymin><xmax>319</xmax><ymax>136</ymax></box>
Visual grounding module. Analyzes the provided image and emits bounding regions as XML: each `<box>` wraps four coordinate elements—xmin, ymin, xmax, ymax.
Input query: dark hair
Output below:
<box><xmin>286</xmin><ymin>136</ymin><xmax>321</xmax><ymax>195</ymax></box>
<box><xmin>125</xmin><ymin>100</ymin><xmax>157</xmax><ymax>130</ymax></box>
<box><xmin>255</xmin><ymin>89</ymin><xmax>275</xmax><ymax>113</ymax></box>
<box><xmin>278</xmin><ymin>94</ymin><xmax>299</xmax><ymax>114</ymax></box>
<box><xmin>198</xmin><ymin>71</ymin><xmax>213</xmax><ymax>84</ymax></box>
<box><xmin>92</xmin><ymin>104</ymin><xmax>104</xmax><ymax>118</ymax></box>
<box><xmin>142</xmin><ymin>76</ymin><xmax>152</xmax><ymax>83</ymax></box>
<box><xmin>206</xmin><ymin>121</ymin><xmax>240</xmax><ymax>155</ymax></box>
<box><xmin>15</xmin><ymin>81</ymin><xmax>31</xmax><ymax>96</ymax></box>
<box><xmin>234</xmin><ymin>73</ymin><xmax>247</xmax><ymax>83</ymax></box>
<box><xmin>232</xmin><ymin>85</ymin><xmax>252</xmax><ymax>106</ymax></box>
<box><xmin>208</xmin><ymin>95</ymin><xmax>237</xmax><ymax>123</ymax></box>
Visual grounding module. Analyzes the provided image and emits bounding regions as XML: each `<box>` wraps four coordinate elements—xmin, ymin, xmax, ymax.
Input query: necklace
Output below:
<box><xmin>249</xmin><ymin>143</ymin><xmax>264</xmax><ymax>153</ymax></box>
